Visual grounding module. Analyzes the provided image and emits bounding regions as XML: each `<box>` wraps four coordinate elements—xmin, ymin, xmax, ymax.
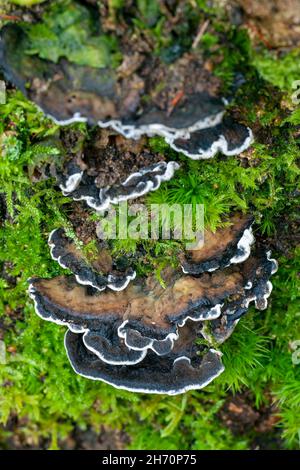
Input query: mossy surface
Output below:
<box><xmin>0</xmin><ymin>0</ymin><xmax>299</xmax><ymax>450</ymax></box>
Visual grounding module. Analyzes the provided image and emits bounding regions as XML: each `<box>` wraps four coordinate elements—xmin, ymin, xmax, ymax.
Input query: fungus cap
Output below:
<box><xmin>180</xmin><ymin>213</ymin><xmax>255</xmax><ymax>275</ymax></box>
<box><xmin>49</xmin><ymin>228</ymin><xmax>136</xmax><ymax>292</ymax></box>
<box><xmin>58</xmin><ymin>161</ymin><xmax>179</xmax><ymax>212</ymax></box>
<box><xmin>64</xmin><ymin>329</ymin><xmax>225</xmax><ymax>395</ymax></box>
<box><xmin>29</xmin><ymin>248</ymin><xmax>276</xmax><ymax>358</ymax></box>
<box><xmin>0</xmin><ymin>24</ymin><xmax>254</xmax><ymax>160</ymax></box>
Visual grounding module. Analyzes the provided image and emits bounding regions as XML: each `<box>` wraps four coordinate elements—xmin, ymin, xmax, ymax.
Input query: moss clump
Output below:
<box><xmin>252</xmin><ymin>50</ymin><xmax>300</xmax><ymax>92</ymax></box>
<box><xmin>6</xmin><ymin>0</ymin><xmax>46</xmax><ymax>5</ymax></box>
<box><xmin>4</xmin><ymin>0</ymin><xmax>121</xmax><ymax>69</ymax></box>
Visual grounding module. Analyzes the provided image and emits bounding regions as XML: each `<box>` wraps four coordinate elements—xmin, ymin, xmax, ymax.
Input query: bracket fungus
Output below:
<box><xmin>64</xmin><ymin>328</ymin><xmax>225</xmax><ymax>395</ymax></box>
<box><xmin>57</xmin><ymin>155</ymin><xmax>179</xmax><ymax>212</ymax></box>
<box><xmin>180</xmin><ymin>213</ymin><xmax>255</xmax><ymax>275</ymax></box>
<box><xmin>52</xmin><ymin>129</ymin><xmax>179</xmax><ymax>211</ymax></box>
<box><xmin>168</xmin><ymin>116</ymin><xmax>254</xmax><ymax>160</ymax></box>
<box><xmin>0</xmin><ymin>22</ymin><xmax>253</xmax><ymax>160</ymax></box>
<box><xmin>48</xmin><ymin>227</ymin><xmax>136</xmax><ymax>292</ymax></box>
<box><xmin>29</xmin><ymin>214</ymin><xmax>277</xmax><ymax>394</ymax></box>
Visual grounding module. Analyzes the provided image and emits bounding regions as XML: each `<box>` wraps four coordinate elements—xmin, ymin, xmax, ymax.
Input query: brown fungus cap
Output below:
<box><xmin>28</xmin><ymin>214</ymin><xmax>277</xmax><ymax>393</ymax></box>
<box><xmin>180</xmin><ymin>213</ymin><xmax>254</xmax><ymax>275</ymax></box>
<box><xmin>29</xmin><ymin>248</ymin><xmax>276</xmax><ymax>348</ymax></box>
<box><xmin>0</xmin><ymin>23</ymin><xmax>253</xmax><ymax>160</ymax></box>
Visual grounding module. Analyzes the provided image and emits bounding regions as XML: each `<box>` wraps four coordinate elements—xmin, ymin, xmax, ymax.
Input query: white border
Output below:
<box><xmin>117</xmin><ymin>303</ymin><xmax>223</xmax><ymax>356</ymax></box>
<box><xmin>181</xmin><ymin>224</ymin><xmax>255</xmax><ymax>274</ymax></box>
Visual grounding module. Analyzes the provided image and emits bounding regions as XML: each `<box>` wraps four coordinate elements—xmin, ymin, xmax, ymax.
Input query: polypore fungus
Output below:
<box><xmin>64</xmin><ymin>327</ymin><xmax>224</xmax><ymax>395</ymax></box>
<box><xmin>48</xmin><ymin>227</ymin><xmax>136</xmax><ymax>291</ymax></box>
<box><xmin>180</xmin><ymin>213</ymin><xmax>255</xmax><ymax>275</ymax></box>
<box><xmin>30</xmin><ymin>246</ymin><xmax>275</xmax><ymax>338</ymax></box>
<box><xmin>168</xmin><ymin>117</ymin><xmax>254</xmax><ymax>160</ymax></box>
<box><xmin>0</xmin><ymin>23</ymin><xmax>253</xmax><ymax>160</ymax></box>
<box><xmin>29</xmin><ymin>211</ymin><xmax>277</xmax><ymax>394</ymax></box>
<box><xmin>58</xmin><ymin>159</ymin><xmax>179</xmax><ymax>212</ymax></box>
<box><xmin>54</xmin><ymin>129</ymin><xmax>179</xmax><ymax>211</ymax></box>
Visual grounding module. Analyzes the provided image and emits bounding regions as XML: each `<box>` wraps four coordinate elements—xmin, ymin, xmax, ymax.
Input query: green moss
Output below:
<box><xmin>6</xmin><ymin>0</ymin><xmax>46</xmax><ymax>5</ymax></box>
<box><xmin>252</xmin><ymin>49</ymin><xmax>300</xmax><ymax>91</ymax></box>
<box><xmin>147</xmin><ymin>135</ymin><xmax>299</xmax><ymax>235</ymax></box>
<box><xmin>284</xmin><ymin>107</ymin><xmax>300</xmax><ymax>125</ymax></box>
<box><xmin>21</xmin><ymin>0</ymin><xmax>121</xmax><ymax>68</ymax></box>
<box><xmin>1</xmin><ymin>81</ymin><xmax>299</xmax><ymax>449</ymax></box>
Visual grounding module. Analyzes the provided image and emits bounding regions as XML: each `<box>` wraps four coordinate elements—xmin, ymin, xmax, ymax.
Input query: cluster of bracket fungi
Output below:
<box><xmin>0</xmin><ymin>22</ymin><xmax>254</xmax><ymax>209</ymax></box>
<box><xmin>29</xmin><ymin>214</ymin><xmax>277</xmax><ymax>394</ymax></box>
<box><xmin>0</xmin><ymin>9</ymin><xmax>277</xmax><ymax>394</ymax></box>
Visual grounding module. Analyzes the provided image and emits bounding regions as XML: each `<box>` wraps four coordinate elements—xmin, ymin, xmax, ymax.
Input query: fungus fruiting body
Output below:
<box><xmin>29</xmin><ymin>214</ymin><xmax>277</xmax><ymax>394</ymax></box>
<box><xmin>29</xmin><ymin>249</ymin><xmax>277</xmax><ymax>346</ymax></box>
<box><xmin>0</xmin><ymin>4</ymin><xmax>275</xmax><ymax>394</ymax></box>
<box><xmin>168</xmin><ymin>117</ymin><xmax>254</xmax><ymax>160</ymax></box>
<box><xmin>97</xmin><ymin>99</ymin><xmax>254</xmax><ymax>161</ymax></box>
<box><xmin>58</xmin><ymin>160</ymin><xmax>179</xmax><ymax>212</ymax></box>
<box><xmin>0</xmin><ymin>23</ymin><xmax>254</xmax><ymax>161</ymax></box>
<box><xmin>52</xmin><ymin>129</ymin><xmax>180</xmax><ymax>212</ymax></box>
<box><xmin>64</xmin><ymin>329</ymin><xmax>225</xmax><ymax>395</ymax></box>
<box><xmin>48</xmin><ymin>228</ymin><xmax>136</xmax><ymax>291</ymax></box>
<box><xmin>180</xmin><ymin>213</ymin><xmax>255</xmax><ymax>275</ymax></box>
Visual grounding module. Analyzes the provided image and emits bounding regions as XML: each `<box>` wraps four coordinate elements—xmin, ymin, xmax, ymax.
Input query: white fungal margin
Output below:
<box><xmin>107</xmin><ymin>271</ymin><xmax>137</xmax><ymax>291</ymax></box>
<box><xmin>254</xmin><ymin>280</ymin><xmax>273</xmax><ymax>310</ymax></box>
<box><xmin>28</xmin><ymin>282</ymin><xmax>85</xmax><ymax>333</ymax></box>
<box><xmin>40</xmin><ymin>103</ymin><xmax>253</xmax><ymax>161</ymax></box>
<box><xmin>117</xmin><ymin>304</ymin><xmax>223</xmax><ymax>356</ymax></box>
<box><xmin>82</xmin><ymin>331</ymin><xmax>147</xmax><ymax>366</ymax></box>
<box><xmin>230</xmin><ymin>226</ymin><xmax>255</xmax><ymax>264</ymax></box>
<box><xmin>181</xmin><ymin>223</ymin><xmax>255</xmax><ymax>274</ymax></box>
<box><xmin>47</xmin><ymin>112</ymin><xmax>88</xmax><ymax>126</ymax></box>
<box><xmin>29</xmin><ymin>281</ymin><xmax>144</xmax><ymax>365</ymax></box>
<box><xmin>68</xmin><ymin>161</ymin><xmax>179</xmax><ymax>212</ymax></box>
<box><xmin>177</xmin><ymin>304</ymin><xmax>223</xmax><ymax>327</ymax></box>
<box><xmin>59</xmin><ymin>172</ymin><xmax>83</xmax><ymax>194</ymax></box>
<box><xmin>117</xmin><ymin>320</ymin><xmax>178</xmax><ymax>356</ymax></box>
<box><xmin>97</xmin><ymin>110</ymin><xmax>225</xmax><ymax>142</ymax></box>
<box><xmin>241</xmin><ymin>281</ymin><xmax>274</xmax><ymax>311</ymax></box>
<box><xmin>267</xmin><ymin>251</ymin><xmax>279</xmax><ymax>275</ymax></box>
<box><xmin>30</xmin><ymin>281</ymin><xmax>226</xmax><ymax>390</ymax></box>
